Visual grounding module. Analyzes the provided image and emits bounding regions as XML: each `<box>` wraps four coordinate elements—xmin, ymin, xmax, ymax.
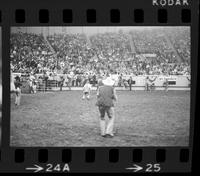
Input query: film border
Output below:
<box><xmin>0</xmin><ymin>0</ymin><xmax>199</xmax><ymax>173</ymax></box>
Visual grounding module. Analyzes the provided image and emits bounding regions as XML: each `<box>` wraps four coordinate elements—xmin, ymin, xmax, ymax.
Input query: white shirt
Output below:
<box><xmin>83</xmin><ymin>83</ymin><xmax>92</xmax><ymax>93</ymax></box>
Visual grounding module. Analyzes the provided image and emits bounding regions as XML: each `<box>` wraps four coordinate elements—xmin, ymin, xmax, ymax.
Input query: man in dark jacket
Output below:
<box><xmin>128</xmin><ymin>76</ymin><xmax>133</xmax><ymax>91</ymax></box>
<box><xmin>96</xmin><ymin>76</ymin><xmax>117</xmax><ymax>137</ymax></box>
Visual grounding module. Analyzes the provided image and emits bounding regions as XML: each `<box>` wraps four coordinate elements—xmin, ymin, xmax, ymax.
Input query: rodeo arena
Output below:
<box><xmin>10</xmin><ymin>27</ymin><xmax>190</xmax><ymax>146</ymax></box>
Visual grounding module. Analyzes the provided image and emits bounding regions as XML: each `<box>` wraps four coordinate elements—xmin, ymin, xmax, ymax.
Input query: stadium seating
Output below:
<box><xmin>10</xmin><ymin>28</ymin><xmax>190</xmax><ymax>88</ymax></box>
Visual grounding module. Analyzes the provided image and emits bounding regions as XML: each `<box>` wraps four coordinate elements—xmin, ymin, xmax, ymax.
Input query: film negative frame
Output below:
<box><xmin>0</xmin><ymin>0</ymin><xmax>199</xmax><ymax>173</ymax></box>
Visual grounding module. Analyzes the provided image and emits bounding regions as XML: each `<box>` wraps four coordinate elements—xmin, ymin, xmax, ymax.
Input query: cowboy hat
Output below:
<box><xmin>102</xmin><ymin>77</ymin><xmax>115</xmax><ymax>86</ymax></box>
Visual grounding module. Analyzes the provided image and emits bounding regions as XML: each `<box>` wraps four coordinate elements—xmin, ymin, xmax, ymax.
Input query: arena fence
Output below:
<box><xmin>12</xmin><ymin>73</ymin><xmax>191</xmax><ymax>93</ymax></box>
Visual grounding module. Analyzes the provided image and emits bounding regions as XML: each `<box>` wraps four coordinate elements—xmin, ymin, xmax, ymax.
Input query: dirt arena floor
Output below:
<box><xmin>10</xmin><ymin>90</ymin><xmax>190</xmax><ymax>147</ymax></box>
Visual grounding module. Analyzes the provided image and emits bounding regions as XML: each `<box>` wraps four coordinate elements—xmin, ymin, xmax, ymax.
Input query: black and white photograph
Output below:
<box><xmin>10</xmin><ymin>26</ymin><xmax>190</xmax><ymax>147</ymax></box>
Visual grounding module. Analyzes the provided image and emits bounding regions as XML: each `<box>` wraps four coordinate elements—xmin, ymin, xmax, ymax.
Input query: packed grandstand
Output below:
<box><xmin>10</xmin><ymin>27</ymin><xmax>190</xmax><ymax>88</ymax></box>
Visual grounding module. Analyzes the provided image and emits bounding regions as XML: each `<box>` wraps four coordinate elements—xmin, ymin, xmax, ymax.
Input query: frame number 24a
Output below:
<box><xmin>26</xmin><ymin>163</ymin><xmax>70</xmax><ymax>173</ymax></box>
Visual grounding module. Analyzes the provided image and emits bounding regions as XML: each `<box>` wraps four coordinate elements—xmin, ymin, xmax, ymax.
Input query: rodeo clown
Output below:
<box><xmin>96</xmin><ymin>75</ymin><xmax>117</xmax><ymax>138</ymax></box>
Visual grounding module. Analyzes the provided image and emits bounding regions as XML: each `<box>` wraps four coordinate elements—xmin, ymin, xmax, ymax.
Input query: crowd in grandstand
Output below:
<box><xmin>10</xmin><ymin>28</ymin><xmax>191</xmax><ymax>88</ymax></box>
<box><xmin>10</xmin><ymin>32</ymin><xmax>54</xmax><ymax>73</ymax></box>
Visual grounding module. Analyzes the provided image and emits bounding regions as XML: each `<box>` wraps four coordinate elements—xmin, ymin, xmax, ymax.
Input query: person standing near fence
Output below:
<box><xmin>28</xmin><ymin>77</ymin><xmax>34</xmax><ymax>93</ymax></box>
<box><xmin>59</xmin><ymin>75</ymin><xmax>65</xmax><ymax>91</ymax></box>
<box><xmin>66</xmin><ymin>74</ymin><xmax>72</xmax><ymax>90</ymax></box>
<box><xmin>32</xmin><ymin>79</ymin><xmax>37</xmax><ymax>93</ymax></box>
<box><xmin>128</xmin><ymin>76</ymin><xmax>133</xmax><ymax>91</ymax></box>
<box><xmin>10</xmin><ymin>72</ymin><xmax>16</xmax><ymax>93</ymax></box>
<box><xmin>14</xmin><ymin>76</ymin><xmax>22</xmax><ymax>106</ymax></box>
<box><xmin>163</xmin><ymin>77</ymin><xmax>169</xmax><ymax>92</ymax></box>
<box><xmin>96</xmin><ymin>76</ymin><xmax>117</xmax><ymax>138</ymax></box>
<box><xmin>43</xmin><ymin>72</ymin><xmax>49</xmax><ymax>92</ymax></box>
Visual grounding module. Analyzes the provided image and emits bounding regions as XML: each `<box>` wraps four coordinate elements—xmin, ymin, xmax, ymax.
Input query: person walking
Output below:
<box><xmin>96</xmin><ymin>76</ymin><xmax>117</xmax><ymax>138</ymax></box>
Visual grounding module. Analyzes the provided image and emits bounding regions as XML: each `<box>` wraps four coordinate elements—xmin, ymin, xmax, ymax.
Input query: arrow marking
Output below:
<box><xmin>26</xmin><ymin>164</ymin><xmax>44</xmax><ymax>173</ymax></box>
<box><xmin>126</xmin><ymin>164</ymin><xmax>143</xmax><ymax>172</ymax></box>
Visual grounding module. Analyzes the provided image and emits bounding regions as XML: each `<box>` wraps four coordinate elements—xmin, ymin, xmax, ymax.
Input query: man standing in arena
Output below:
<box><xmin>96</xmin><ymin>76</ymin><xmax>117</xmax><ymax>137</ymax></box>
<box><xmin>14</xmin><ymin>76</ymin><xmax>22</xmax><ymax>106</ymax></box>
<box><xmin>66</xmin><ymin>73</ymin><xmax>72</xmax><ymax>90</ymax></box>
<box><xmin>59</xmin><ymin>75</ymin><xmax>65</xmax><ymax>91</ymax></box>
<box><xmin>10</xmin><ymin>71</ymin><xmax>16</xmax><ymax>93</ymax></box>
<box><xmin>43</xmin><ymin>72</ymin><xmax>49</xmax><ymax>92</ymax></box>
<box><xmin>128</xmin><ymin>76</ymin><xmax>133</xmax><ymax>91</ymax></box>
<box><xmin>163</xmin><ymin>77</ymin><xmax>169</xmax><ymax>92</ymax></box>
